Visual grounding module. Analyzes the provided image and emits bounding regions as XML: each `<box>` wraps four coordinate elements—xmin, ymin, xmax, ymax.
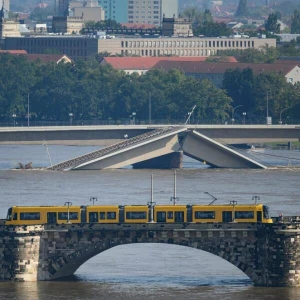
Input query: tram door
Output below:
<box><xmin>175</xmin><ymin>212</ymin><xmax>184</xmax><ymax>223</ymax></box>
<box><xmin>222</xmin><ymin>211</ymin><xmax>232</xmax><ymax>222</ymax></box>
<box><xmin>257</xmin><ymin>211</ymin><xmax>262</xmax><ymax>222</ymax></box>
<box><xmin>47</xmin><ymin>212</ymin><xmax>57</xmax><ymax>224</ymax></box>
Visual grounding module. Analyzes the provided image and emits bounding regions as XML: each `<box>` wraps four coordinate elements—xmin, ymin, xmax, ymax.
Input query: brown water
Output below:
<box><xmin>0</xmin><ymin>145</ymin><xmax>300</xmax><ymax>300</ymax></box>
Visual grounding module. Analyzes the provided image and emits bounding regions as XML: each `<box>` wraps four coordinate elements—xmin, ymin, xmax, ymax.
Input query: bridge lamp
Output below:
<box><xmin>231</xmin><ymin>105</ymin><xmax>243</xmax><ymax>125</ymax></box>
<box><xmin>64</xmin><ymin>201</ymin><xmax>72</xmax><ymax>224</ymax></box>
<box><xmin>242</xmin><ymin>112</ymin><xmax>246</xmax><ymax>125</ymax></box>
<box><xmin>69</xmin><ymin>113</ymin><xmax>73</xmax><ymax>126</ymax></box>
<box><xmin>90</xmin><ymin>197</ymin><xmax>97</xmax><ymax>206</ymax></box>
<box><xmin>230</xmin><ymin>200</ymin><xmax>237</xmax><ymax>222</ymax></box>
<box><xmin>12</xmin><ymin>114</ymin><xmax>16</xmax><ymax>127</ymax></box>
<box><xmin>279</xmin><ymin>107</ymin><xmax>290</xmax><ymax>125</ymax></box>
<box><xmin>132</xmin><ymin>112</ymin><xmax>136</xmax><ymax>125</ymax></box>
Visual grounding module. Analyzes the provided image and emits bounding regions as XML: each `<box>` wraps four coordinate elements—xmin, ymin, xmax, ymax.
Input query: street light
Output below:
<box><xmin>90</xmin><ymin>197</ymin><xmax>97</xmax><ymax>206</ymax></box>
<box><xmin>231</xmin><ymin>105</ymin><xmax>242</xmax><ymax>124</ymax></box>
<box><xmin>12</xmin><ymin>114</ymin><xmax>16</xmax><ymax>127</ymax></box>
<box><xmin>27</xmin><ymin>92</ymin><xmax>31</xmax><ymax>127</ymax></box>
<box><xmin>149</xmin><ymin>91</ymin><xmax>151</xmax><ymax>125</ymax></box>
<box><xmin>132</xmin><ymin>112</ymin><xmax>136</xmax><ymax>125</ymax></box>
<box><xmin>64</xmin><ymin>201</ymin><xmax>72</xmax><ymax>224</ymax></box>
<box><xmin>242</xmin><ymin>112</ymin><xmax>246</xmax><ymax>125</ymax></box>
<box><xmin>69</xmin><ymin>113</ymin><xmax>73</xmax><ymax>126</ymax></box>
<box><xmin>279</xmin><ymin>107</ymin><xmax>290</xmax><ymax>124</ymax></box>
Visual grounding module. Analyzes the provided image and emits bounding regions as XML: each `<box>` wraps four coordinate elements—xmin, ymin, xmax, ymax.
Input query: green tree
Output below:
<box><xmin>235</xmin><ymin>0</ymin><xmax>248</xmax><ymax>17</ymax></box>
<box><xmin>265</xmin><ymin>13</ymin><xmax>280</xmax><ymax>33</ymax></box>
<box><xmin>291</xmin><ymin>9</ymin><xmax>300</xmax><ymax>34</ymax></box>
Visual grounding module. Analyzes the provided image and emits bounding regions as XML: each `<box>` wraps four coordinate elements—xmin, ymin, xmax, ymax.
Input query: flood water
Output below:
<box><xmin>0</xmin><ymin>144</ymin><xmax>300</xmax><ymax>300</ymax></box>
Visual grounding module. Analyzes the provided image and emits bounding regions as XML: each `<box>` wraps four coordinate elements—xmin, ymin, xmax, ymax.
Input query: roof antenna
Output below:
<box><xmin>184</xmin><ymin>105</ymin><xmax>196</xmax><ymax>125</ymax></box>
<box><xmin>204</xmin><ymin>191</ymin><xmax>217</xmax><ymax>205</ymax></box>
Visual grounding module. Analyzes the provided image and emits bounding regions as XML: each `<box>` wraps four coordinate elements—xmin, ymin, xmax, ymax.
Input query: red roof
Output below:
<box><xmin>101</xmin><ymin>56</ymin><xmax>237</xmax><ymax>70</ymax></box>
<box><xmin>152</xmin><ymin>61</ymin><xmax>298</xmax><ymax>76</ymax></box>
<box><xmin>0</xmin><ymin>50</ymin><xmax>27</xmax><ymax>54</ymax></box>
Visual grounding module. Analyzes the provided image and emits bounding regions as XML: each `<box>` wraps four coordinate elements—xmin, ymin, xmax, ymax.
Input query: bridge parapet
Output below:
<box><xmin>1</xmin><ymin>220</ymin><xmax>300</xmax><ymax>286</ymax></box>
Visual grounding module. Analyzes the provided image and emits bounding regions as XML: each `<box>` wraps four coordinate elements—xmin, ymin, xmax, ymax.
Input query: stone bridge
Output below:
<box><xmin>1</xmin><ymin>219</ymin><xmax>300</xmax><ymax>286</ymax></box>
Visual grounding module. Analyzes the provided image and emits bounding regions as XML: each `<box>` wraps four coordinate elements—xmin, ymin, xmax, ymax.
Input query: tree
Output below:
<box><xmin>265</xmin><ymin>13</ymin><xmax>280</xmax><ymax>33</ymax></box>
<box><xmin>235</xmin><ymin>0</ymin><xmax>248</xmax><ymax>17</ymax></box>
<box><xmin>291</xmin><ymin>9</ymin><xmax>300</xmax><ymax>34</ymax></box>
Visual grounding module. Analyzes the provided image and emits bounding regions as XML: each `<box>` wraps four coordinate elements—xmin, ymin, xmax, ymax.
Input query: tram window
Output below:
<box><xmin>100</xmin><ymin>212</ymin><xmax>105</xmax><ymax>220</ymax></box>
<box><xmin>89</xmin><ymin>212</ymin><xmax>98</xmax><ymax>223</ymax></box>
<box><xmin>6</xmin><ymin>208</ymin><xmax>12</xmax><ymax>220</ymax></box>
<box><xmin>126</xmin><ymin>212</ymin><xmax>147</xmax><ymax>219</ymax></box>
<box><xmin>235</xmin><ymin>211</ymin><xmax>254</xmax><ymax>219</ymax></box>
<box><xmin>107</xmin><ymin>212</ymin><xmax>116</xmax><ymax>220</ymax></box>
<box><xmin>13</xmin><ymin>213</ymin><xmax>17</xmax><ymax>220</ymax></box>
<box><xmin>263</xmin><ymin>206</ymin><xmax>270</xmax><ymax>219</ymax></box>
<box><xmin>157</xmin><ymin>212</ymin><xmax>166</xmax><ymax>222</ymax></box>
<box><xmin>167</xmin><ymin>212</ymin><xmax>173</xmax><ymax>219</ymax></box>
<box><xmin>194</xmin><ymin>211</ymin><xmax>215</xmax><ymax>219</ymax></box>
<box><xmin>58</xmin><ymin>212</ymin><xmax>78</xmax><ymax>220</ymax></box>
<box><xmin>20</xmin><ymin>212</ymin><xmax>40</xmax><ymax>220</ymax></box>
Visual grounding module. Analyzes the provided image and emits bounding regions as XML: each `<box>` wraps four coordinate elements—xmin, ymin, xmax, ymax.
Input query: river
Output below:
<box><xmin>0</xmin><ymin>144</ymin><xmax>300</xmax><ymax>300</ymax></box>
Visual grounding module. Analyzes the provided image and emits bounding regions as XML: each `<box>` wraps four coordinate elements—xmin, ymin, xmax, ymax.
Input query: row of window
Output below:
<box><xmin>121</xmin><ymin>48</ymin><xmax>218</xmax><ymax>56</ymax></box>
<box><xmin>17</xmin><ymin>39</ymin><xmax>88</xmax><ymax>47</ymax></box>
<box><xmin>19</xmin><ymin>212</ymin><xmax>79</xmax><ymax>220</ymax></box>
<box><xmin>121</xmin><ymin>40</ymin><xmax>255</xmax><ymax>48</ymax></box>
<box><xmin>194</xmin><ymin>211</ymin><xmax>255</xmax><ymax>219</ymax></box>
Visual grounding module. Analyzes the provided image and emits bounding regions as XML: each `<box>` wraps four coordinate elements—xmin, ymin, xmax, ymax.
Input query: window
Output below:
<box><xmin>89</xmin><ymin>212</ymin><xmax>98</xmax><ymax>223</ymax></box>
<box><xmin>157</xmin><ymin>212</ymin><xmax>166</xmax><ymax>222</ymax></box>
<box><xmin>107</xmin><ymin>212</ymin><xmax>116</xmax><ymax>219</ymax></box>
<box><xmin>20</xmin><ymin>212</ymin><xmax>41</xmax><ymax>220</ymax></box>
<box><xmin>235</xmin><ymin>211</ymin><xmax>254</xmax><ymax>219</ymax></box>
<box><xmin>194</xmin><ymin>211</ymin><xmax>215</xmax><ymax>219</ymax></box>
<box><xmin>100</xmin><ymin>212</ymin><xmax>105</xmax><ymax>220</ymax></box>
<box><xmin>167</xmin><ymin>211</ymin><xmax>173</xmax><ymax>219</ymax></box>
<box><xmin>126</xmin><ymin>212</ymin><xmax>147</xmax><ymax>219</ymax></box>
<box><xmin>58</xmin><ymin>212</ymin><xmax>78</xmax><ymax>220</ymax></box>
<box><xmin>13</xmin><ymin>213</ymin><xmax>17</xmax><ymax>220</ymax></box>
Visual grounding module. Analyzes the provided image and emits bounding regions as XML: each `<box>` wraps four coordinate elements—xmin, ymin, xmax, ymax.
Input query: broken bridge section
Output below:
<box><xmin>48</xmin><ymin>127</ymin><xmax>266</xmax><ymax>171</ymax></box>
<box><xmin>48</xmin><ymin>126</ymin><xmax>187</xmax><ymax>171</ymax></box>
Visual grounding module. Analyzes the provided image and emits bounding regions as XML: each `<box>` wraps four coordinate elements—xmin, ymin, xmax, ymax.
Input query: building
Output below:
<box><xmin>0</xmin><ymin>2</ymin><xmax>21</xmax><ymax>38</ymax></box>
<box><xmin>0</xmin><ymin>50</ymin><xmax>73</xmax><ymax>63</ymax></box>
<box><xmin>72</xmin><ymin>1</ymin><xmax>105</xmax><ymax>22</ymax></box>
<box><xmin>98</xmin><ymin>0</ymin><xmax>178</xmax><ymax>26</ymax></box>
<box><xmin>100</xmin><ymin>56</ymin><xmax>237</xmax><ymax>74</ymax></box>
<box><xmin>4</xmin><ymin>35</ymin><xmax>276</xmax><ymax>60</ymax></box>
<box><xmin>152</xmin><ymin>61</ymin><xmax>300</xmax><ymax>86</ymax></box>
<box><xmin>162</xmin><ymin>15</ymin><xmax>193</xmax><ymax>37</ymax></box>
<box><xmin>97</xmin><ymin>36</ymin><xmax>276</xmax><ymax>57</ymax></box>
<box><xmin>52</xmin><ymin>6</ymin><xmax>84</xmax><ymax>34</ymax></box>
<box><xmin>3</xmin><ymin>0</ymin><xmax>9</xmax><ymax>11</ymax></box>
<box><xmin>55</xmin><ymin>0</ymin><xmax>70</xmax><ymax>16</ymax></box>
<box><xmin>4</xmin><ymin>36</ymin><xmax>99</xmax><ymax>60</ymax></box>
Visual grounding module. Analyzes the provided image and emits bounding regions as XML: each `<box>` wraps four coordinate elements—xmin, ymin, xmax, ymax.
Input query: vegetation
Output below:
<box><xmin>182</xmin><ymin>9</ymin><xmax>231</xmax><ymax>37</ymax></box>
<box><xmin>235</xmin><ymin>0</ymin><xmax>248</xmax><ymax>17</ymax></box>
<box><xmin>0</xmin><ymin>54</ymin><xmax>232</xmax><ymax>124</ymax></box>
<box><xmin>265</xmin><ymin>13</ymin><xmax>280</xmax><ymax>34</ymax></box>
<box><xmin>291</xmin><ymin>9</ymin><xmax>300</xmax><ymax>33</ymax></box>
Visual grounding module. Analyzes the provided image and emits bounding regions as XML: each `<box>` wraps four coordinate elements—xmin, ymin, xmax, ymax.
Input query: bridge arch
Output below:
<box><xmin>39</xmin><ymin>227</ymin><xmax>257</xmax><ymax>284</ymax></box>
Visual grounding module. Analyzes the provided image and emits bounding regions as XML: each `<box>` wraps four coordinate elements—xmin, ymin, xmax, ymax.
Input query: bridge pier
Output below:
<box><xmin>132</xmin><ymin>151</ymin><xmax>183</xmax><ymax>169</ymax></box>
<box><xmin>1</xmin><ymin>221</ymin><xmax>300</xmax><ymax>286</ymax></box>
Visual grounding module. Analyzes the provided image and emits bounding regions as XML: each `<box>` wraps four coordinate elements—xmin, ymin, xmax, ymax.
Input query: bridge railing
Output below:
<box><xmin>49</xmin><ymin>126</ymin><xmax>184</xmax><ymax>170</ymax></box>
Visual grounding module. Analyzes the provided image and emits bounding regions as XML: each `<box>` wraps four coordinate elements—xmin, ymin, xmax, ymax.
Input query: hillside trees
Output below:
<box><xmin>291</xmin><ymin>9</ymin><xmax>300</xmax><ymax>34</ymax></box>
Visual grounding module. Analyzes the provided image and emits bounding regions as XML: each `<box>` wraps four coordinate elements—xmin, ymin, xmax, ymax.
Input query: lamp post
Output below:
<box><xmin>132</xmin><ymin>112</ymin><xmax>136</xmax><ymax>125</ymax></box>
<box><xmin>69</xmin><ymin>113</ymin><xmax>73</xmax><ymax>126</ymax></box>
<box><xmin>27</xmin><ymin>93</ymin><xmax>30</xmax><ymax>127</ymax></box>
<box><xmin>230</xmin><ymin>200</ymin><xmax>237</xmax><ymax>222</ymax></box>
<box><xmin>279</xmin><ymin>107</ymin><xmax>290</xmax><ymax>124</ymax></box>
<box><xmin>12</xmin><ymin>114</ymin><xmax>16</xmax><ymax>127</ymax></box>
<box><xmin>90</xmin><ymin>197</ymin><xmax>97</xmax><ymax>206</ymax></box>
<box><xmin>231</xmin><ymin>105</ymin><xmax>242</xmax><ymax>124</ymax></box>
<box><xmin>64</xmin><ymin>201</ymin><xmax>72</xmax><ymax>224</ymax></box>
<box><xmin>242</xmin><ymin>112</ymin><xmax>246</xmax><ymax>125</ymax></box>
<box><xmin>149</xmin><ymin>92</ymin><xmax>151</xmax><ymax>125</ymax></box>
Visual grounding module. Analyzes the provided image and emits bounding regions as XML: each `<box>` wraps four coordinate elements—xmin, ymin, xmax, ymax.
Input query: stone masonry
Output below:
<box><xmin>1</xmin><ymin>219</ymin><xmax>300</xmax><ymax>286</ymax></box>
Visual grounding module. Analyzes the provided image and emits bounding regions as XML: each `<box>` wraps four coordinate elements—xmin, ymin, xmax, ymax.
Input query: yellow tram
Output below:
<box><xmin>5</xmin><ymin>203</ymin><xmax>273</xmax><ymax>225</ymax></box>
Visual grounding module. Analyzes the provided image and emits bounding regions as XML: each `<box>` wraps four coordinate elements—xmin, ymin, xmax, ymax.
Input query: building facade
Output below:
<box><xmin>55</xmin><ymin>0</ymin><xmax>70</xmax><ymax>16</ymax></box>
<box><xmin>73</xmin><ymin>1</ymin><xmax>105</xmax><ymax>22</ymax></box>
<box><xmin>98</xmin><ymin>0</ymin><xmax>178</xmax><ymax>25</ymax></box>
<box><xmin>4</xmin><ymin>36</ymin><xmax>276</xmax><ymax>60</ymax></box>
<box><xmin>0</xmin><ymin>2</ymin><xmax>20</xmax><ymax>38</ymax></box>
<box><xmin>98</xmin><ymin>36</ymin><xmax>276</xmax><ymax>57</ymax></box>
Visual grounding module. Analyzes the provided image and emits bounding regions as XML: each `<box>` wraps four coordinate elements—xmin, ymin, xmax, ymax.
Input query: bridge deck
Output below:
<box><xmin>48</xmin><ymin>126</ymin><xmax>185</xmax><ymax>171</ymax></box>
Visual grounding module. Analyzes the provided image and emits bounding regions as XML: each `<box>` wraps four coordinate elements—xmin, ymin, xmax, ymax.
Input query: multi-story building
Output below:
<box><xmin>3</xmin><ymin>0</ymin><xmax>9</xmax><ymax>11</ymax></box>
<box><xmin>55</xmin><ymin>0</ymin><xmax>70</xmax><ymax>16</ymax></box>
<box><xmin>0</xmin><ymin>3</ymin><xmax>21</xmax><ymax>38</ymax></box>
<box><xmin>98</xmin><ymin>0</ymin><xmax>178</xmax><ymax>25</ymax></box>
<box><xmin>4</xmin><ymin>35</ymin><xmax>276</xmax><ymax>60</ymax></box>
<box><xmin>72</xmin><ymin>1</ymin><xmax>105</xmax><ymax>22</ymax></box>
